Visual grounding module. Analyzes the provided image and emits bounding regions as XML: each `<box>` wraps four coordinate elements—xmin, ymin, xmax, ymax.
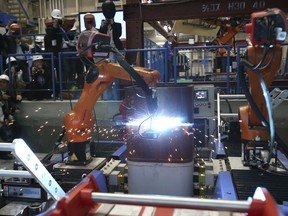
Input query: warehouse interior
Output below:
<box><xmin>0</xmin><ymin>0</ymin><xmax>288</xmax><ymax>215</ymax></box>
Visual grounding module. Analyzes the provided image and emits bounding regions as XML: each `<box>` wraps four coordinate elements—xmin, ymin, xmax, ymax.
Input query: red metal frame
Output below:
<box><xmin>40</xmin><ymin>170</ymin><xmax>283</xmax><ymax>216</ymax></box>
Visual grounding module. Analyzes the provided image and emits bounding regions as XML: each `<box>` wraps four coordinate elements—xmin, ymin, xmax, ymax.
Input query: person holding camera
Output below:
<box><xmin>45</xmin><ymin>9</ymin><xmax>76</xmax><ymax>97</ymax></box>
<box><xmin>99</xmin><ymin>0</ymin><xmax>124</xmax><ymax>100</ymax></box>
<box><xmin>4</xmin><ymin>56</ymin><xmax>26</xmax><ymax>101</ymax></box>
<box><xmin>26</xmin><ymin>55</ymin><xmax>52</xmax><ymax>100</ymax></box>
<box><xmin>44</xmin><ymin>9</ymin><xmax>68</xmax><ymax>84</ymax></box>
<box><xmin>99</xmin><ymin>0</ymin><xmax>124</xmax><ymax>51</ymax></box>
<box><xmin>45</xmin><ymin>9</ymin><xmax>65</xmax><ymax>55</ymax></box>
<box><xmin>0</xmin><ymin>74</ymin><xmax>22</xmax><ymax>159</ymax></box>
<box><xmin>2</xmin><ymin>22</ymin><xmax>30</xmax><ymax>82</ymax></box>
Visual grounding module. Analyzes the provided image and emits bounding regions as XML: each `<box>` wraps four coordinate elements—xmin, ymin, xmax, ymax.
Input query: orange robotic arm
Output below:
<box><xmin>64</xmin><ymin>62</ymin><xmax>160</xmax><ymax>144</ymax></box>
<box><xmin>63</xmin><ymin>32</ymin><xmax>160</xmax><ymax>164</ymax></box>
<box><xmin>208</xmin><ymin>18</ymin><xmax>242</xmax><ymax>56</ymax></box>
<box><xmin>213</xmin><ymin>24</ymin><xmax>242</xmax><ymax>56</ymax></box>
<box><xmin>239</xmin><ymin>8</ymin><xmax>287</xmax><ymax>167</ymax></box>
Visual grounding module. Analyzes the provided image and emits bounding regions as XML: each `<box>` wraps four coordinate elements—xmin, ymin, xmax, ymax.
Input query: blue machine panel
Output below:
<box><xmin>214</xmin><ymin>171</ymin><xmax>237</xmax><ymax>200</ymax></box>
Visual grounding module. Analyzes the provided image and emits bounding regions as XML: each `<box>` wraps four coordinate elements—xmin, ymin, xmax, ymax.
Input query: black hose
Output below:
<box><xmin>41</xmin><ymin>128</ymin><xmax>66</xmax><ymax>162</ymax></box>
<box><xmin>239</xmin><ymin>59</ymin><xmax>268</xmax><ymax>128</ymax></box>
<box><xmin>113</xmin><ymin>48</ymin><xmax>157</xmax><ymax>115</ymax></box>
<box><xmin>239</xmin><ymin>58</ymin><xmax>288</xmax><ymax>159</ymax></box>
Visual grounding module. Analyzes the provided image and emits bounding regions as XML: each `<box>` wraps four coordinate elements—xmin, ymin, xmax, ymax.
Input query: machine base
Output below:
<box><xmin>53</xmin><ymin>157</ymin><xmax>107</xmax><ymax>191</ymax></box>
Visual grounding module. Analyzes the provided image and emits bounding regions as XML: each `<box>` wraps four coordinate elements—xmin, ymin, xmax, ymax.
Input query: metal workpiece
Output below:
<box><xmin>52</xmin><ymin>157</ymin><xmax>107</xmax><ymax>190</ymax></box>
<box><xmin>90</xmin><ymin>192</ymin><xmax>250</xmax><ymax>213</ymax></box>
<box><xmin>125</xmin><ymin>85</ymin><xmax>195</xmax><ymax>196</ymax></box>
<box><xmin>125</xmin><ymin>84</ymin><xmax>194</xmax><ymax>163</ymax></box>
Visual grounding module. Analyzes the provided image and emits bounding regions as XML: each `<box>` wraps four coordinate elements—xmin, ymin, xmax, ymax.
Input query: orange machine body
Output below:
<box><xmin>63</xmin><ymin>62</ymin><xmax>160</xmax><ymax>143</ymax></box>
<box><xmin>213</xmin><ymin>24</ymin><xmax>242</xmax><ymax>56</ymax></box>
<box><xmin>239</xmin><ymin>46</ymin><xmax>282</xmax><ymax>141</ymax></box>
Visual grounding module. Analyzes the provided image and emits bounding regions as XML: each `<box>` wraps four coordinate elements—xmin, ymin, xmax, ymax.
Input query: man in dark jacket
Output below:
<box><xmin>44</xmin><ymin>9</ymin><xmax>65</xmax><ymax>56</ymax></box>
<box><xmin>3</xmin><ymin>23</ymin><xmax>30</xmax><ymax>82</ymax></box>
<box><xmin>99</xmin><ymin>0</ymin><xmax>124</xmax><ymax>100</ymax></box>
<box><xmin>99</xmin><ymin>0</ymin><xmax>124</xmax><ymax>51</ymax></box>
<box><xmin>0</xmin><ymin>74</ymin><xmax>21</xmax><ymax>159</ymax></box>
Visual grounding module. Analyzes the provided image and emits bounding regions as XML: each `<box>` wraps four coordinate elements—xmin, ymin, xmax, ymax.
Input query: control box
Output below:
<box><xmin>194</xmin><ymin>84</ymin><xmax>215</xmax><ymax>118</ymax></box>
<box><xmin>193</xmin><ymin>84</ymin><xmax>215</xmax><ymax>147</ymax></box>
<box><xmin>2</xmin><ymin>182</ymin><xmax>48</xmax><ymax>201</ymax></box>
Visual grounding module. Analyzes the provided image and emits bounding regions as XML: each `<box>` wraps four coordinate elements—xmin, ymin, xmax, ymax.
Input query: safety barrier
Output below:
<box><xmin>173</xmin><ymin>45</ymin><xmax>233</xmax><ymax>93</ymax></box>
<box><xmin>2</xmin><ymin>33</ymin><xmax>288</xmax><ymax>99</ymax></box>
<box><xmin>6</xmin><ymin>52</ymin><xmax>57</xmax><ymax>100</ymax></box>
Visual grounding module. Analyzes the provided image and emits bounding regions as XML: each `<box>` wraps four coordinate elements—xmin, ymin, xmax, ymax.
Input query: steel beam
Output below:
<box><xmin>123</xmin><ymin>0</ymin><xmax>288</xmax><ymax>51</ymax></box>
<box><xmin>124</xmin><ymin>0</ymin><xmax>288</xmax><ymax>21</ymax></box>
<box><xmin>147</xmin><ymin>21</ymin><xmax>169</xmax><ymax>38</ymax></box>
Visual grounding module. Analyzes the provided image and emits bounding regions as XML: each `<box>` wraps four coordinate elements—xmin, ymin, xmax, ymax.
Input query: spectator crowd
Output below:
<box><xmin>0</xmin><ymin>0</ymin><xmax>124</xmax><ymax>102</ymax></box>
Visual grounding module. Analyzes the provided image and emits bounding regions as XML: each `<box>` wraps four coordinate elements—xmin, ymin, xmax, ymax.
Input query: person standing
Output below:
<box><xmin>44</xmin><ymin>9</ymin><xmax>67</xmax><ymax>82</ymax></box>
<box><xmin>84</xmin><ymin>13</ymin><xmax>98</xmax><ymax>32</ymax></box>
<box><xmin>26</xmin><ymin>55</ymin><xmax>52</xmax><ymax>100</ymax></box>
<box><xmin>163</xmin><ymin>32</ymin><xmax>175</xmax><ymax>82</ymax></box>
<box><xmin>81</xmin><ymin>13</ymin><xmax>100</xmax><ymax>86</ymax></box>
<box><xmin>44</xmin><ymin>9</ymin><xmax>71</xmax><ymax>97</ymax></box>
<box><xmin>3</xmin><ymin>23</ymin><xmax>30</xmax><ymax>82</ymax></box>
<box><xmin>4</xmin><ymin>56</ymin><xmax>26</xmax><ymax>101</ymax></box>
<box><xmin>0</xmin><ymin>74</ymin><xmax>22</xmax><ymax>159</ymax></box>
<box><xmin>99</xmin><ymin>0</ymin><xmax>124</xmax><ymax>51</ymax></box>
<box><xmin>99</xmin><ymin>0</ymin><xmax>124</xmax><ymax>100</ymax></box>
<box><xmin>45</xmin><ymin>9</ymin><xmax>64</xmax><ymax>56</ymax></box>
<box><xmin>30</xmin><ymin>36</ymin><xmax>44</xmax><ymax>53</ymax></box>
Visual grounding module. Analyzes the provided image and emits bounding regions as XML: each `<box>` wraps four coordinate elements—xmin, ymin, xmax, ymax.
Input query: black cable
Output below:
<box><xmin>112</xmin><ymin>47</ymin><xmax>158</xmax><ymax>115</ymax></box>
<box><xmin>239</xmin><ymin>57</ymin><xmax>269</xmax><ymax>128</ymax></box>
<box><xmin>239</xmin><ymin>51</ymin><xmax>288</xmax><ymax>162</ymax></box>
<box><xmin>238</xmin><ymin>17</ymin><xmax>275</xmax><ymax>165</ymax></box>
<box><xmin>41</xmin><ymin>128</ymin><xmax>66</xmax><ymax>162</ymax></box>
<box><xmin>251</xmin><ymin>45</ymin><xmax>270</xmax><ymax>70</ymax></box>
<box><xmin>257</xmin><ymin>45</ymin><xmax>277</xmax><ymax>71</ymax></box>
<box><xmin>137</xmin><ymin>115</ymin><xmax>152</xmax><ymax>138</ymax></box>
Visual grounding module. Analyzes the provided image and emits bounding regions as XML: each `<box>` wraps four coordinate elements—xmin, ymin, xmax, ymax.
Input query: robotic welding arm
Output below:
<box><xmin>63</xmin><ymin>31</ymin><xmax>160</xmax><ymax>164</ymax></box>
<box><xmin>239</xmin><ymin>8</ymin><xmax>287</xmax><ymax>167</ymax></box>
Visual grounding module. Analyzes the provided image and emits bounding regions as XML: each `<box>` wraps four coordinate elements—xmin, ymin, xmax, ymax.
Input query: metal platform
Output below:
<box><xmin>231</xmin><ymin>169</ymin><xmax>288</xmax><ymax>204</ymax></box>
<box><xmin>53</xmin><ymin>157</ymin><xmax>107</xmax><ymax>192</ymax></box>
